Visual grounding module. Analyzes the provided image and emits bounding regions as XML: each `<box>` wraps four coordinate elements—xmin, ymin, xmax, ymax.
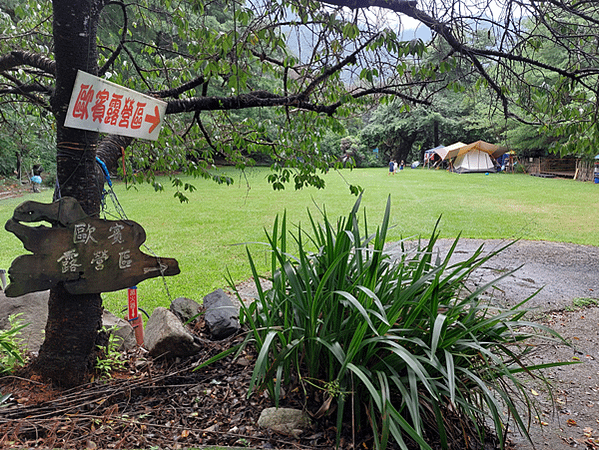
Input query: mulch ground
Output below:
<box><xmin>0</xmin><ymin>332</ymin><xmax>511</xmax><ymax>450</ymax></box>
<box><xmin>0</xmin><ymin>324</ymin><xmax>353</xmax><ymax>450</ymax></box>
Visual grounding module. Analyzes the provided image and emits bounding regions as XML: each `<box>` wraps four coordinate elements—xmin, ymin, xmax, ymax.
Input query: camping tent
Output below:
<box><xmin>452</xmin><ymin>140</ymin><xmax>507</xmax><ymax>173</ymax></box>
<box><xmin>424</xmin><ymin>143</ymin><xmax>468</xmax><ymax>168</ymax></box>
<box><xmin>424</xmin><ymin>145</ymin><xmax>445</xmax><ymax>167</ymax></box>
<box><xmin>435</xmin><ymin>142</ymin><xmax>467</xmax><ymax>161</ymax></box>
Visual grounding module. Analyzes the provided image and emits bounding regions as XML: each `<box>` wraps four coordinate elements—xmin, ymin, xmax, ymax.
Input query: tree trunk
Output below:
<box><xmin>398</xmin><ymin>135</ymin><xmax>417</xmax><ymax>164</ymax></box>
<box><xmin>15</xmin><ymin>151</ymin><xmax>21</xmax><ymax>183</ymax></box>
<box><xmin>32</xmin><ymin>0</ymin><xmax>105</xmax><ymax>387</ymax></box>
<box><xmin>34</xmin><ymin>286</ymin><xmax>104</xmax><ymax>386</ymax></box>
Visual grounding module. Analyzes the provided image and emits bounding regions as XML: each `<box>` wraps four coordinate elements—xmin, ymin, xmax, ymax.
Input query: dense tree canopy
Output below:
<box><xmin>2</xmin><ymin>0</ymin><xmax>597</xmax><ymax>181</ymax></box>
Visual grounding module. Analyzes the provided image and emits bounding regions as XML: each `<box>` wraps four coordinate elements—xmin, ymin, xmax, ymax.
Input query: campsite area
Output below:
<box><xmin>3</xmin><ymin>166</ymin><xmax>598</xmax><ymax>313</ymax></box>
<box><xmin>424</xmin><ymin>140</ymin><xmax>510</xmax><ymax>173</ymax></box>
<box><xmin>3</xmin><ymin>1</ymin><xmax>599</xmax><ymax>448</ymax></box>
<box><xmin>1</xmin><ymin>167</ymin><xmax>599</xmax><ymax>450</ymax></box>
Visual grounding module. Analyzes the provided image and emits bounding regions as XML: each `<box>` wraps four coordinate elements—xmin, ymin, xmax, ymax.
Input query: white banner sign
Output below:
<box><xmin>65</xmin><ymin>70</ymin><xmax>167</xmax><ymax>141</ymax></box>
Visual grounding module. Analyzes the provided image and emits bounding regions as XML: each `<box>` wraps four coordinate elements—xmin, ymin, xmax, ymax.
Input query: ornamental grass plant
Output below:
<box><xmin>0</xmin><ymin>314</ymin><xmax>27</xmax><ymax>376</ymax></box>
<box><xmin>233</xmin><ymin>196</ymin><xmax>567</xmax><ymax>450</ymax></box>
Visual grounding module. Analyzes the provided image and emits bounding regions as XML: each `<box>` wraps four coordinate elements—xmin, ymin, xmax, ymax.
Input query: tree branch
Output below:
<box><xmin>299</xmin><ymin>33</ymin><xmax>377</xmax><ymax>100</ymax></box>
<box><xmin>150</xmin><ymin>76</ymin><xmax>206</xmax><ymax>99</ymax></box>
<box><xmin>0</xmin><ymin>50</ymin><xmax>55</xmax><ymax>75</ymax></box>
<box><xmin>319</xmin><ymin>0</ymin><xmax>417</xmax><ymax>11</ymax></box>
<box><xmin>96</xmin><ymin>135</ymin><xmax>133</xmax><ymax>173</ymax></box>
<box><xmin>98</xmin><ymin>1</ymin><xmax>128</xmax><ymax>76</ymax></box>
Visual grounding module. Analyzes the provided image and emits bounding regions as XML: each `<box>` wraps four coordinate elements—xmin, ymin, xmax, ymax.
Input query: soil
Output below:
<box><xmin>1</xmin><ymin>224</ymin><xmax>599</xmax><ymax>448</ymax></box>
<box><xmin>0</xmin><ymin>177</ymin><xmax>31</xmax><ymax>200</ymax></box>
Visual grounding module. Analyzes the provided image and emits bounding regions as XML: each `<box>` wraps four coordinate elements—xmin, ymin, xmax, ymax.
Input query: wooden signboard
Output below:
<box><xmin>4</xmin><ymin>197</ymin><xmax>179</xmax><ymax>297</ymax></box>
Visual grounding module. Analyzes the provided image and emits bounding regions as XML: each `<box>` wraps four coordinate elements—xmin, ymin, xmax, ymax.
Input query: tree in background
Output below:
<box><xmin>331</xmin><ymin>0</ymin><xmax>599</xmax><ymax>158</ymax></box>
<box><xmin>0</xmin><ymin>0</ymin><xmax>435</xmax><ymax>386</ymax></box>
<box><xmin>345</xmin><ymin>28</ymin><xmax>505</xmax><ymax>165</ymax></box>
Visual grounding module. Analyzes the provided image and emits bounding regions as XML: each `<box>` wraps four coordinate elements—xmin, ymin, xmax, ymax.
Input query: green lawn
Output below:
<box><xmin>1</xmin><ymin>167</ymin><xmax>598</xmax><ymax>315</ymax></box>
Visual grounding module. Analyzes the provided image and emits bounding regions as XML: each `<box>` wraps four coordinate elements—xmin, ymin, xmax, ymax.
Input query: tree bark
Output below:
<box><xmin>34</xmin><ymin>285</ymin><xmax>104</xmax><ymax>387</ymax></box>
<box><xmin>32</xmin><ymin>0</ymin><xmax>105</xmax><ymax>387</ymax></box>
<box><xmin>15</xmin><ymin>151</ymin><xmax>21</xmax><ymax>183</ymax></box>
<box><xmin>398</xmin><ymin>135</ymin><xmax>416</xmax><ymax>165</ymax></box>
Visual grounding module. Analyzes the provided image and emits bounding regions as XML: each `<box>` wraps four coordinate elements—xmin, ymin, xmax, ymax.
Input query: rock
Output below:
<box><xmin>101</xmin><ymin>310</ymin><xmax>137</xmax><ymax>351</ymax></box>
<box><xmin>169</xmin><ymin>297</ymin><xmax>201</xmax><ymax>323</ymax></box>
<box><xmin>257</xmin><ymin>407</ymin><xmax>310</xmax><ymax>437</ymax></box>
<box><xmin>0</xmin><ymin>290</ymin><xmax>140</xmax><ymax>355</ymax></box>
<box><xmin>0</xmin><ymin>290</ymin><xmax>49</xmax><ymax>354</ymax></box>
<box><xmin>203</xmin><ymin>289</ymin><xmax>240</xmax><ymax>340</ymax></box>
<box><xmin>144</xmin><ymin>307</ymin><xmax>201</xmax><ymax>358</ymax></box>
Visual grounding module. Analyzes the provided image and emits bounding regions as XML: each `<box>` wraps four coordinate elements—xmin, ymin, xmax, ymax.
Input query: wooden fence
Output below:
<box><xmin>522</xmin><ymin>157</ymin><xmax>595</xmax><ymax>181</ymax></box>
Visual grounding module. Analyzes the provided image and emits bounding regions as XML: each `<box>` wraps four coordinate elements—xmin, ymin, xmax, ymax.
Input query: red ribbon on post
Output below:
<box><xmin>128</xmin><ymin>286</ymin><xmax>144</xmax><ymax>345</ymax></box>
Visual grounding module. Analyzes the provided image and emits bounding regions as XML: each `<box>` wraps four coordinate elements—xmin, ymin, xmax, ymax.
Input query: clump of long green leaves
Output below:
<box><xmin>0</xmin><ymin>314</ymin><xmax>28</xmax><ymax>376</ymax></box>
<box><xmin>233</xmin><ymin>196</ymin><xmax>567</xmax><ymax>450</ymax></box>
<box><xmin>95</xmin><ymin>326</ymin><xmax>127</xmax><ymax>380</ymax></box>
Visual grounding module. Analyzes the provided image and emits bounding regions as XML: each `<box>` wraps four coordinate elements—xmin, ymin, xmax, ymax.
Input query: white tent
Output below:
<box><xmin>435</xmin><ymin>142</ymin><xmax>467</xmax><ymax>161</ymax></box>
<box><xmin>452</xmin><ymin>141</ymin><xmax>507</xmax><ymax>173</ymax></box>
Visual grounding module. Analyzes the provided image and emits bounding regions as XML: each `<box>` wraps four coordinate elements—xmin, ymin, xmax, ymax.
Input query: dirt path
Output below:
<box><xmin>511</xmin><ymin>307</ymin><xmax>599</xmax><ymax>449</ymax></box>
<box><xmin>387</xmin><ymin>239</ymin><xmax>599</xmax><ymax>450</ymax></box>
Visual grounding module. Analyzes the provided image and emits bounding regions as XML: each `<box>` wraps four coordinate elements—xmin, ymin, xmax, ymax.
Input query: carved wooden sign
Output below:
<box><xmin>4</xmin><ymin>197</ymin><xmax>180</xmax><ymax>297</ymax></box>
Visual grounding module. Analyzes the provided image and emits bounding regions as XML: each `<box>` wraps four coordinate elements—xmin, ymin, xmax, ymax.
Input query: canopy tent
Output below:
<box><xmin>424</xmin><ymin>145</ymin><xmax>445</xmax><ymax>167</ymax></box>
<box><xmin>456</xmin><ymin>140</ymin><xmax>507</xmax><ymax>159</ymax></box>
<box><xmin>435</xmin><ymin>142</ymin><xmax>467</xmax><ymax>161</ymax></box>
<box><xmin>424</xmin><ymin>145</ymin><xmax>445</xmax><ymax>157</ymax></box>
<box><xmin>452</xmin><ymin>140</ymin><xmax>508</xmax><ymax>173</ymax></box>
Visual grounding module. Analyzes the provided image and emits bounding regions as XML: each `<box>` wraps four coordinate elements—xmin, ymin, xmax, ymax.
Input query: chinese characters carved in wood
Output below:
<box><xmin>4</xmin><ymin>197</ymin><xmax>180</xmax><ymax>297</ymax></box>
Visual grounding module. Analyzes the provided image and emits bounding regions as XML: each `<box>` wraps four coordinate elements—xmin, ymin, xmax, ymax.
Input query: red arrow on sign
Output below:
<box><xmin>144</xmin><ymin>105</ymin><xmax>161</xmax><ymax>133</ymax></box>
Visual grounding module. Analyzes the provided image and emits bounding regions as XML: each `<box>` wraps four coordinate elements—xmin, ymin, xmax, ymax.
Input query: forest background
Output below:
<box><xmin>1</xmin><ymin>0</ymin><xmax>594</xmax><ymax>185</ymax></box>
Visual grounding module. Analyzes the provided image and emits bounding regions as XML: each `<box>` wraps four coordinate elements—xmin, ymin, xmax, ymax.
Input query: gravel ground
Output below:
<box><xmin>385</xmin><ymin>238</ymin><xmax>599</xmax><ymax>311</ymax></box>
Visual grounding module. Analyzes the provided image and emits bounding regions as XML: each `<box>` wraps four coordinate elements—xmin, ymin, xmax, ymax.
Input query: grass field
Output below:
<box><xmin>1</xmin><ymin>166</ymin><xmax>598</xmax><ymax>315</ymax></box>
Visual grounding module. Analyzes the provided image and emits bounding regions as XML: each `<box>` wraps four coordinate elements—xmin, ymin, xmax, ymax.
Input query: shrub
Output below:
<box><xmin>0</xmin><ymin>314</ymin><xmax>28</xmax><ymax>376</ymax></box>
<box><xmin>233</xmin><ymin>196</ymin><xmax>567</xmax><ymax>449</ymax></box>
<box><xmin>95</xmin><ymin>326</ymin><xmax>127</xmax><ymax>379</ymax></box>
